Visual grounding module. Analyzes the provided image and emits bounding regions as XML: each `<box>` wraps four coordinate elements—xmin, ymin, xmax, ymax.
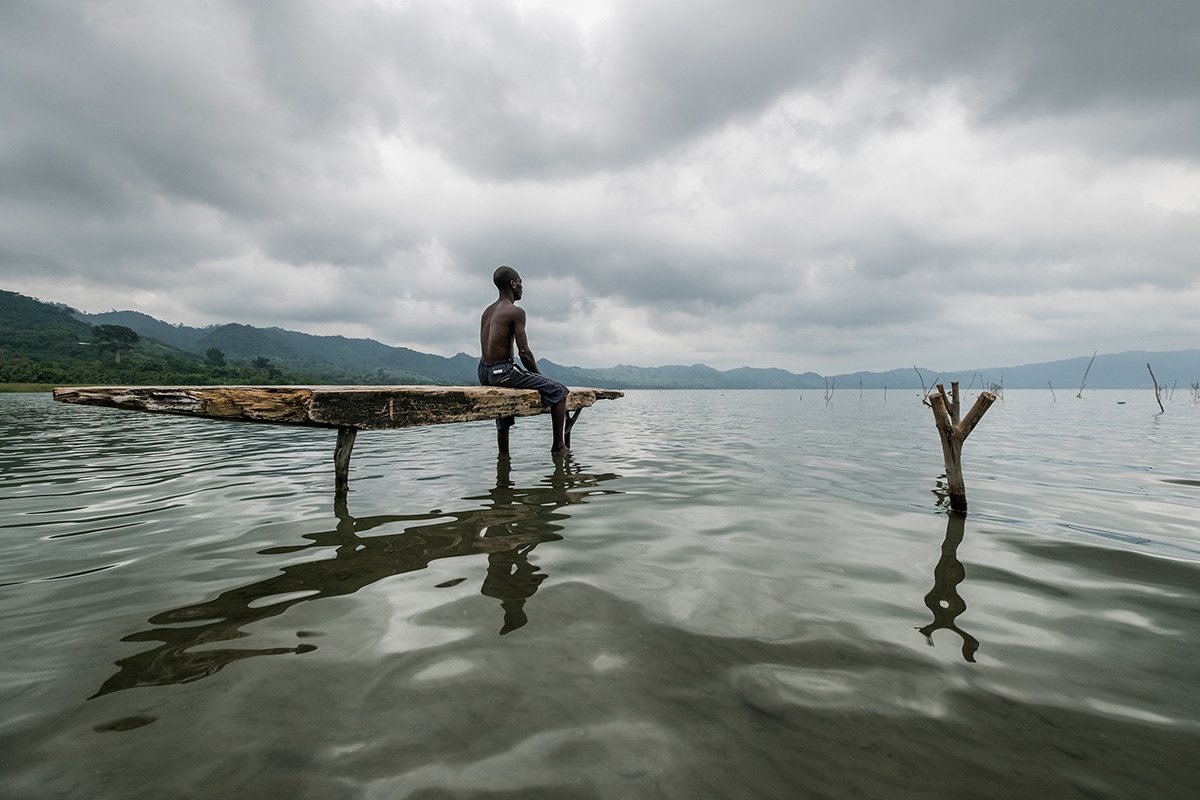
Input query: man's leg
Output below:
<box><xmin>497</xmin><ymin>367</ymin><xmax>570</xmax><ymax>454</ymax></box>
<box><xmin>550</xmin><ymin>399</ymin><xmax>568</xmax><ymax>454</ymax></box>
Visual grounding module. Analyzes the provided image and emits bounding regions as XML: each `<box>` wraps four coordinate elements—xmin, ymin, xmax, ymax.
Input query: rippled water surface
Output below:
<box><xmin>2</xmin><ymin>390</ymin><xmax>1198</xmax><ymax>798</ymax></box>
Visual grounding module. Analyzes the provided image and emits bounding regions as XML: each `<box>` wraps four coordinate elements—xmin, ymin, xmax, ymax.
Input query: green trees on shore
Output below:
<box><xmin>0</xmin><ymin>290</ymin><xmax>420</xmax><ymax>387</ymax></box>
<box><xmin>0</xmin><ymin>290</ymin><xmax>295</xmax><ymax>385</ymax></box>
<box><xmin>92</xmin><ymin>325</ymin><xmax>140</xmax><ymax>363</ymax></box>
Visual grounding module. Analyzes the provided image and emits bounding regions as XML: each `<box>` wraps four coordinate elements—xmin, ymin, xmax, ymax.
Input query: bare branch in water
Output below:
<box><xmin>922</xmin><ymin>375</ymin><xmax>941</xmax><ymax>407</ymax></box>
<box><xmin>1148</xmin><ymin>363</ymin><xmax>1165</xmax><ymax>413</ymax></box>
<box><xmin>1076</xmin><ymin>350</ymin><xmax>1097</xmax><ymax>398</ymax></box>
<box><xmin>914</xmin><ymin>366</ymin><xmax>940</xmax><ymax>407</ymax></box>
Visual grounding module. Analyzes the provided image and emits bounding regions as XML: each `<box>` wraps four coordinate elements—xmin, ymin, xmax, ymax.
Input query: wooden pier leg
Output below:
<box><xmin>564</xmin><ymin>408</ymin><xmax>583</xmax><ymax>449</ymax></box>
<box><xmin>497</xmin><ymin>426</ymin><xmax>510</xmax><ymax>455</ymax></box>
<box><xmin>335</xmin><ymin>426</ymin><xmax>357</xmax><ymax>496</ymax></box>
<box><xmin>930</xmin><ymin>387</ymin><xmax>997</xmax><ymax>512</ymax></box>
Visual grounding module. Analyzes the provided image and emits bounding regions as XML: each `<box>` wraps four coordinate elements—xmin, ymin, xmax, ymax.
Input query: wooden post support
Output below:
<box><xmin>565</xmin><ymin>408</ymin><xmax>583</xmax><ymax>449</ymax></box>
<box><xmin>335</xmin><ymin>426</ymin><xmax>357</xmax><ymax>496</ymax></box>
<box><xmin>929</xmin><ymin>386</ymin><xmax>997</xmax><ymax>512</ymax></box>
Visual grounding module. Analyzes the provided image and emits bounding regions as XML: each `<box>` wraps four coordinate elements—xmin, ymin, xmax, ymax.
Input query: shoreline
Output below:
<box><xmin>0</xmin><ymin>383</ymin><xmax>56</xmax><ymax>393</ymax></box>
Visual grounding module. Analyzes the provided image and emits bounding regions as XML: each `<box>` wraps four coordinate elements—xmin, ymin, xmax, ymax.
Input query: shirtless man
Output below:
<box><xmin>478</xmin><ymin>266</ymin><xmax>570</xmax><ymax>454</ymax></box>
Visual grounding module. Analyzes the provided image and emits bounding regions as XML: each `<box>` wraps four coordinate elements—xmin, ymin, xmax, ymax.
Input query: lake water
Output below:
<box><xmin>1</xmin><ymin>389</ymin><xmax>1198</xmax><ymax>799</ymax></box>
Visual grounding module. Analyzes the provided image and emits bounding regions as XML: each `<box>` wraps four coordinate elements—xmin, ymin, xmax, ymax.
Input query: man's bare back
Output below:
<box><xmin>479</xmin><ymin>299</ymin><xmax>524</xmax><ymax>366</ymax></box>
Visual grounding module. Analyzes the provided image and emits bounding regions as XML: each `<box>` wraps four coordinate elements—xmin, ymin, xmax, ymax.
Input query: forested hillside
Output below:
<box><xmin>2</xmin><ymin>291</ymin><xmax>322</xmax><ymax>385</ymax></box>
<box><xmin>80</xmin><ymin>312</ymin><xmax>477</xmax><ymax>384</ymax></box>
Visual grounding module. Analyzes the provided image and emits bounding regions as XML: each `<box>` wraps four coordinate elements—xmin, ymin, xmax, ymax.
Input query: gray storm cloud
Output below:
<box><xmin>1</xmin><ymin>0</ymin><xmax>1197</xmax><ymax>371</ymax></box>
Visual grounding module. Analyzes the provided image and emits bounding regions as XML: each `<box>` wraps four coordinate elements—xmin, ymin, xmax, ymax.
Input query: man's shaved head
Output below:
<box><xmin>493</xmin><ymin>265</ymin><xmax>520</xmax><ymax>291</ymax></box>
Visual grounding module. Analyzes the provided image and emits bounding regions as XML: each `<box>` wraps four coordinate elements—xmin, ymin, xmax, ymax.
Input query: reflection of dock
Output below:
<box><xmin>916</xmin><ymin>511</ymin><xmax>980</xmax><ymax>662</ymax></box>
<box><xmin>92</xmin><ymin>457</ymin><xmax>621</xmax><ymax>697</ymax></box>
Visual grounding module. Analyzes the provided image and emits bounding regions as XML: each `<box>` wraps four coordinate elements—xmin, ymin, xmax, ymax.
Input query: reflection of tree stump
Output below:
<box><xmin>929</xmin><ymin>382</ymin><xmax>996</xmax><ymax>511</ymax></box>
<box><xmin>917</xmin><ymin>511</ymin><xmax>979</xmax><ymax>662</ymax></box>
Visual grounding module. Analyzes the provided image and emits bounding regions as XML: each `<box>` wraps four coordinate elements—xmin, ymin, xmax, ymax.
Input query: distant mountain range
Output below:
<box><xmin>76</xmin><ymin>305</ymin><xmax>1200</xmax><ymax>390</ymax></box>
<box><xmin>3</xmin><ymin>288</ymin><xmax>1196</xmax><ymax>389</ymax></box>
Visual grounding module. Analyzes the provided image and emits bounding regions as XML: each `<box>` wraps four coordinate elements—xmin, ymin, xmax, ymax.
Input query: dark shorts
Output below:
<box><xmin>478</xmin><ymin>360</ymin><xmax>569</xmax><ymax>430</ymax></box>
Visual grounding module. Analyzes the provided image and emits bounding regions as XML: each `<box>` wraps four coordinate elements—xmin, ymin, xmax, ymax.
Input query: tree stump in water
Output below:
<box><xmin>929</xmin><ymin>382</ymin><xmax>997</xmax><ymax>512</ymax></box>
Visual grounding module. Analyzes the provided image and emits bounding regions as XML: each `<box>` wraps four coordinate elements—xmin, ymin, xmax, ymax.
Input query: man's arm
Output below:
<box><xmin>512</xmin><ymin>307</ymin><xmax>541</xmax><ymax>373</ymax></box>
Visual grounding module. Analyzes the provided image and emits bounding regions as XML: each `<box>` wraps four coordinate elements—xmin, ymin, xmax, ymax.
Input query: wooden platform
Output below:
<box><xmin>53</xmin><ymin>385</ymin><xmax>623</xmax><ymax>494</ymax></box>
<box><xmin>52</xmin><ymin>385</ymin><xmax>622</xmax><ymax>429</ymax></box>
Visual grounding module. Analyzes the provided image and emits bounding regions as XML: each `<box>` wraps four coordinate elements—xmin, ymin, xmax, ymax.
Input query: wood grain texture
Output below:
<box><xmin>52</xmin><ymin>385</ymin><xmax>622</xmax><ymax>430</ymax></box>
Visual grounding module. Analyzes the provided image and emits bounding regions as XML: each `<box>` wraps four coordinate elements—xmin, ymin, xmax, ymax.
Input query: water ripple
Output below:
<box><xmin>1</xmin><ymin>390</ymin><xmax>1198</xmax><ymax>798</ymax></box>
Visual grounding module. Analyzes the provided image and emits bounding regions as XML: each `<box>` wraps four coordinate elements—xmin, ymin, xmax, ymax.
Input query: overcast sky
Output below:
<box><xmin>2</xmin><ymin>0</ymin><xmax>1198</xmax><ymax>372</ymax></box>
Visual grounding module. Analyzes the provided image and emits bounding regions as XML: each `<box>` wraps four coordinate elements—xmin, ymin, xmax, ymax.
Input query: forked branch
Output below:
<box><xmin>928</xmin><ymin>390</ymin><xmax>997</xmax><ymax>511</ymax></box>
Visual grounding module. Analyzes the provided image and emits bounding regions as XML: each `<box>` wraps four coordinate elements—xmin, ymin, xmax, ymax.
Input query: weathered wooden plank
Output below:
<box><xmin>52</xmin><ymin>386</ymin><xmax>315</xmax><ymax>423</ymax></box>
<box><xmin>310</xmin><ymin>386</ymin><xmax>543</xmax><ymax>429</ymax></box>
<box><xmin>52</xmin><ymin>385</ymin><xmax>622</xmax><ymax>430</ymax></box>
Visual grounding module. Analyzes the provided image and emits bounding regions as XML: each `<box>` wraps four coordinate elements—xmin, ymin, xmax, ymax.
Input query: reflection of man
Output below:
<box><xmin>482</xmin><ymin>541</ymin><xmax>546</xmax><ymax>635</ymax></box>
<box><xmin>479</xmin><ymin>265</ymin><xmax>570</xmax><ymax>454</ymax></box>
<box><xmin>480</xmin><ymin>454</ymin><xmax>553</xmax><ymax>634</ymax></box>
<box><xmin>96</xmin><ymin>453</ymin><xmax>617</xmax><ymax>694</ymax></box>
